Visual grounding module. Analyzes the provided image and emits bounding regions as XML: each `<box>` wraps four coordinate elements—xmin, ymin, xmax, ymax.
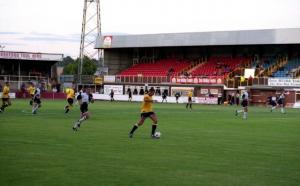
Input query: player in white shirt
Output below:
<box><xmin>32</xmin><ymin>87</ymin><xmax>42</xmax><ymax>114</ymax></box>
<box><xmin>235</xmin><ymin>91</ymin><xmax>249</xmax><ymax>119</ymax></box>
<box><xmin>271</xmin><ymin>91</ymin><xmax>286</xmax><ymax>113</ymax></box>
<box><xmin>277</xmin><ymin>92</ymin><xmax>286</xmax><ymax>113</ymax></box>
<box><xmin>72</xmin><ymin>88</ymin><xmax>93</xmax><ymax>131</ymax></box>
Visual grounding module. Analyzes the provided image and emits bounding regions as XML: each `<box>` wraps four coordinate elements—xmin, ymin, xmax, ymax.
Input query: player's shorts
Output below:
<box><xmin>277</xmin><ymin>99</ymin><xmax>283</xmax><ymax>105</ymax></box>
<box><xmin>80</xmin><ymin>102</ymin><xmax>88</xmax><ymax>113</ymax></box>
<box><xmin>188</xmin><ymin>97</ymin><xmax>192</xmax><ymax>102</ymax></box>
<box><xmin>2</xmin><ymin>98</ymin><xmax>9</xmax><ymax>102</ymax></box>
<box><xmin>67</xmin><ymin>98</ymin><xmax>74</xmax><ymax>105</ymax></box>
<box><xmin>140</xmin><ymin>112</ymin><xmax>155</xmax><ymax>118</ymax></box>
<box><xmin>34</xmin><ymin>97</ymin><xmax>41</xmax><ymax>104</ymax></box>
<box><xmin>241</xmin><ymin>99</ymin><xmax>248</xmax><ymax>107</ymax></box>
<box><xmin>271</xmin><ymin>100</ymin><xmax>277</xmax><ymax>107</ymax></box>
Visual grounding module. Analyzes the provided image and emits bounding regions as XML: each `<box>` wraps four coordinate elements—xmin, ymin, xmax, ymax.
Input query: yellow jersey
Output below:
<box><xmin>27</xmin><ymin>86</ymin><xmax>35</xmax><ymax>95</ymax></box>
<box><xmin>188</xmin><ymin>91</ymin><xmax>193</xmax><ymax>98</ymax></box>
<box><xmin>66</xmin><ymin>88</ymin><xmax>75</xmax><ymax>99</ymax></box>
<box><xmin>140</xmin><ymin>94</ymin><xmax>153</xmax><ymax>113</ymax></box>
<box><xmin>2</xmin><ymin>85</ymin><xmax>10</xmax><ymax>98</ymax></box>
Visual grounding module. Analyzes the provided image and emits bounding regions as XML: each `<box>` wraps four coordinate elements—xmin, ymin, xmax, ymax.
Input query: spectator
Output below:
<box><xmin>139</xmin><ymin>88</ymin><xmax>144</xmax><ymax>95</ymax></box>
<box><xmin>133</xmin><ymin>87</ymin><xmax>138</xmax><ymax>95</ymax></box>
<box><xmin>109</xmin><ymin>89</ymin><xmax>115</xmax><ymax>102</ymax></box>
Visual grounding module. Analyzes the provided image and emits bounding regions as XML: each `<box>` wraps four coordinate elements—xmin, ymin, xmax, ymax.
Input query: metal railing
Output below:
<box><xmin>0</xmin><ymin>75</ymin><xmax>49</xmax><ymax>91</ymax></box>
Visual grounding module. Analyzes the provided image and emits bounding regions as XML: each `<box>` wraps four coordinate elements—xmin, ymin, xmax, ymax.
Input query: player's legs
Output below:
<box><xmin>149</xmin><ymin>113</ymin><xmax>158</xmax><ymax>137</ymax></box>
<box><xmin>29</xmin><ymin>95</ymin><xmax>34</xmax><ymax>105</ymax></box>
<box><xmin>280</xmin><ymin>104</ymin><xmax>286</xmax><ymax>113</ymax></box>
<box><xmin>270</xmin><ymin>101</ymin><xmax>277</xmax><ymax>112</ymax></box>
<box><xmin>0</xmin><ymin>98</ymin><xmax>9</xmax><ymax>112</ymax></box>
<box><xmin>65</xmin><ymin>98</ymin><xmax>73</xmax><ymax>113</ymax></box>
<box><xmin>32</xmin><ymin>99</ymin><xmax>41</xmax><ymax>114</ymax></box>
<box><xmin>129</xmin><ymin>116</ymin><xmax>147</xmax><ymax>137</ymax></box>
<box><xmin>73</xmin><ymin>112</ymin><xmax>89</xmax><ymax>130</ymax></box>
<box><xmin>243</xmin><ymin>106</ymin><xmax>248</xmax><ymax>119</ymax></box>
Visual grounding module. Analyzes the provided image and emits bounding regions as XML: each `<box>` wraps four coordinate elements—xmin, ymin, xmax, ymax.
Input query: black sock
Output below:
<box><xmin>151</xmin><ymin>125</ymin><xmax>157</xmax><ymax>136</ymax></box>
<box><xmin>186</xmin><ymin>104</ymin><xmax>188</xmax><ymax>108</ymax></box>
<box><xmin>65</xmin><ymin>109</ymin><xmax>70</xmax><ymax>113</ymax></box>
<box><xmin>130</xmin><ymin>125</ymin><xmax>138</xmax><ymax>134</ymax></box>
<box><xmin>190</xmin><ymin>104</ymin><xmax>192</xmax><ymax>109</ymax></box>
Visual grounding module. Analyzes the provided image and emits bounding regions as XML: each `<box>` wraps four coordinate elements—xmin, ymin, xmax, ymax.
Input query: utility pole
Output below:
<box><xmin>79</xmin><ymin>0</ymin><xmax>102</xmax><ymax>83</ymax></box>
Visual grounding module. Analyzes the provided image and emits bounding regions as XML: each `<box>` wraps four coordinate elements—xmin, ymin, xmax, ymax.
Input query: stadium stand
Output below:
<box><xmin>272</xmin><ymin>58</ymin><xmax>300</xmax><ymax>77</ymax></box>
<box><xmin>118</xmin><ymin>59</ymin><xmax>191</xmax><ymax>77</ymax></box>
<box><xmin>190</xmin><ymin>56</ymin><xmax>250</xmax><ymax>77</ymax></box>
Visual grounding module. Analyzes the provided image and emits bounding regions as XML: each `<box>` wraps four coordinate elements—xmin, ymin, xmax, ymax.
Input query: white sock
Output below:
<box><xmin>243</xmin><ymin>112</ymin><xmax>247</xmax><ymax>119</ymax></box>
<box><xmin>237</xmin><ymin>110</ymin><xmax>243</xmax><ymax>113</ymax></box>
<box><xmin>281</xmin><ymin>108</ymin><xmax>285</xmax><ymax>113</ymax></box>
<box><xmin>271</xmin><ymin>106</ymin><xmax>276</xmax><ymax>110</ymax></box>
<box><xmin>78</xmin><ymin>116</ymin><xmax>87</xmax><ymax>123</ymax></box>
<box><xmin>32</xmin><ymin>105</ymin><xmax>39</xmax><ymax>112</ymax></box>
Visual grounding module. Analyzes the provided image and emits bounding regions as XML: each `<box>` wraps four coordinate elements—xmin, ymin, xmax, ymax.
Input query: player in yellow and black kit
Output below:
<box><xmin>129</xmin><ymin>88</ymin><xmax>159</xmax><ymax>139</ymax></box>
<box><xmin>0</xmin><ymin>82</ymin><xmax>11</xmax><ymax>113</ymax></box>
<box><xmin>186</xmin><ymin>90</ymin><xmax>193</xmax><ymax>110</ymax></box>
<box><xmin>27</xmin><ymin>82</ymin><xmax>35</xmax><ymax>106</ymax></box>
<box><xmin>64</xmin><ymin>86</ymin><xmax>75</xmax><ymax>113</ymax></box>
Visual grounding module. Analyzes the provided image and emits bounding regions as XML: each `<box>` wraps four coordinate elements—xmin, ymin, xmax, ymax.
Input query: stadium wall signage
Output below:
<box><xmin>268</xmin><ymin>78</ymin><xmax>300</xmax><ymax>87</ymax></box>
<box><xmin>0</xmin><ymin>51</ymin><xmax>63</xmax><ymax>61</ymax></box>
<box><xmin>171</xmin><ymin>77</ymin><xmax>224</xmax><ymax>84</ymax></box>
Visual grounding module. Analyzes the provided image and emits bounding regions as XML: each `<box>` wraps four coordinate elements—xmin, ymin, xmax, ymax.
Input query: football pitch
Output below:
<box><xmin>0</xmin><ymin>100</ymin><xmax>300</xmax><ymax>186</ymax></box>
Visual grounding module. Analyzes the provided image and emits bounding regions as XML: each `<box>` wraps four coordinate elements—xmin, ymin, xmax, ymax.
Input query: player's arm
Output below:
<box><xmin>89</xmin><ymin>94</ymin><xmax>94</xmax><ymax>103</ymax></box>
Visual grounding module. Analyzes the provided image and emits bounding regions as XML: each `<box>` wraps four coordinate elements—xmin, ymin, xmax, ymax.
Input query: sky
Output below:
<box><xmin>0</xmin><ymin>0</ymin><xmax>300</xmax><ymax>58</ymax></box>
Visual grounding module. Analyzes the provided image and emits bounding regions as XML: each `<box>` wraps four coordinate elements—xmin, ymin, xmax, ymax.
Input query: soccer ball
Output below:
<box><xmin>154</xmin><ymin>131</ymin><xmax>161</xmax><ymax>138</ymax></box>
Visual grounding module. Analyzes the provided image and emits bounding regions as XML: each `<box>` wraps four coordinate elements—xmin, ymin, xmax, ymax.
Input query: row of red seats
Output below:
<box><xmin>119</xmin><ymin>59</ymin><xmax>191</xmax><ymax>76</ymax></box>
<box><xmin>191</xmin><ymin>57</ymin><xmax>249</xmax><ymax>76</ymax></box>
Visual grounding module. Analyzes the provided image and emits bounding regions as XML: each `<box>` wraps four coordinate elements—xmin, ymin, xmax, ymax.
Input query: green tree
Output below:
<box><xmin>57</xmin><ymin>56</ymin><xmax>75</xmax><ymax>67</ymax></box>
<box><xmin>63</xmin><ymin>56</ymin><xmax>97</xmax><ymax>75</ymax></box>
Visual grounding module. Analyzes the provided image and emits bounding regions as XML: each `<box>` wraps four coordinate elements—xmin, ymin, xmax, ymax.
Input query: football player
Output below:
<box><xmin>0</xmin><ymin>82</ymin><xmax>11</xmax><ymax>113</ymax></box>
<box><xmin>186</xmin><ymin>90</ymin><xmax>193</xmax><ymax>110</ymax></box>
<box><xmin>27</xmin><ymin>82</ymin><xmax>36</xmax><ymax>106</ymax></box>
<box><xmin>129</xmin><ymin>87</ymin><xmax>159</xmax><ymax>139</ymax></box>
<box><xmin>72</xmin><ymin>88</ymin><xmax>92</xmax><ymax>131</ymax></box>
<box><xmin>235</xmin><ymin>90</ymin><xmax>249</xmax><ymax>119</ymax></box>
<box><xmin>64</xmin><ymin>84</ymin><xmax>75</xmax><ymax>113</ymax></box>
<box><xmin>32</xmin><ymin>86</ymin><xmax>42</xmax><ymax>114</ymax></box>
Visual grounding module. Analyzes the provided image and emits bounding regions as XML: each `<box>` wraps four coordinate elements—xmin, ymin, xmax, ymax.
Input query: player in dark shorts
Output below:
<box><xmin>175</xmin><ymin>92</ymin><xmax>180</xmax><ymax>104</ymax></box>
<box><xmin>127</xmin><ymin>88</ymin><xmax>132</xmax><ymax>102</ymax></box>
<box><xmin>0</xmin><ymin>82</ymin><xmax>11</xmax><ymax>113</ymax></box>
<box><xmin>161</xmin><ymin>90</ymin><xmax>167</xmax><ymax>103</ymax></box>
<box><xmin>32</xmin><ymin>87</ymin><xmax>42</xmax><ymax>114</ymax></box>
<box><xmin>235</xmin><ymin>91</ymin><xmax>249</xmax><ymax>119</ymax></box>
<box><xmin>270</xmin><ymin>96</ymin><xmax>277</xmax><ymax>112</ymax></box>
<box><xmin>186</xmin><ymin>90</ymin><xmax>193</xmax><ymax>110</ymax></box>
<box><xmin>109</xmin><ymin>89</ymin><xmax>114</xmax><ymax>102</ymax></box>
<box><xmin>271</xmin><ymin>91</ymin><xmax>286</xmax><ymax>114</ymax></box>
<box><xmin>277</xmin><ymin>92</ymin><xmax>286</xmax><ymax>113</ymax></box>
<box><xmin>129</xmin><ymin>88</ymin><xmax>159</xmax><ymax>139</ymax></box>
<box><xmin>72</xmin><ymin>88</ymin><xmax>93</xmax><ymax>131</ymax></box>
<box><xmin>64</xmin><ymin>85</ymin><xmax>75</xmax><ymax>113</ymax></box>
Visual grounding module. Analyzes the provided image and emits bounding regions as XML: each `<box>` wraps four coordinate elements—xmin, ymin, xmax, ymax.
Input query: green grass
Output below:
<box><xmin>0</xmin><ymin>100</ymin><xmax>300</xmax><ymax>186</ymax></box>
